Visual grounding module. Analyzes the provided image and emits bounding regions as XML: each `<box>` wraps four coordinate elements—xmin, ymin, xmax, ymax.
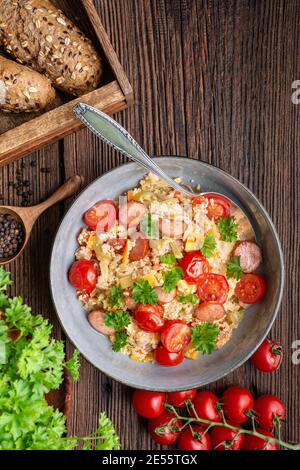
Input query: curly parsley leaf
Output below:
<box><xmin>178</xmin><ymin>293</ymin><xmax>199</xmax><ymax>304</ymax></box>
<box><xmin>162</xmin><ymin>266</ymin><xmax>184</xmax><ymax>292</ymax></box>
<box><xmin>201</xmin><ymin>235</ymin><xmax>216</xmax><ymax>257</ymax></box>
<box><xmin>132</xmin><ymin>279</ymin><xmax>158</xmax><ymax>304</ymax></box>
<box><xmin>217</xmin><ymin>216</ymin><xmax>238</xmax><ymax>242</ymax></box>
<box><xmin>108</xmin><ymin>284</ymin><xmax>124</xmax><ymax>308</ymax></box>
<box><xmin>191</xmin><ymin>322</ymin><xmax>220</xmax><ymax>354</ymax></box>
<box><xmin>104</xmin><ymin>310</ymin><xmax>131</xmax><ymax>332</ymax></box>
<box><xmin>112</xmin><ymin>331</ymin><xmax>128</xmax><ymax>352</ymax></box>
<box><xmin>159</xmin><ymin>253</ymin><xmax>176</xmax><ymax>265</ymax></box>
<box><xmin>0</xmin><ymin>267</ymin><xmax>12</xmax><ymax>291</ymax></box>
<box><xmin>82</xmin><ymin>412</ymin><xmax>120</xmax><ymax>450</ymax></box>
<box><xmin>65</xmin><ymin>349</ymin><xmax>80</xmax><ymax>381</ymax></box>
<box><xmin>226</xmin><ymin>255</ymin><xmax>244</xmax><ymax>280</ymax></box>
<box><xmin>140</xmin><ymin>213</ymin><xmax>158</xmax><ymax>238</ymax></box>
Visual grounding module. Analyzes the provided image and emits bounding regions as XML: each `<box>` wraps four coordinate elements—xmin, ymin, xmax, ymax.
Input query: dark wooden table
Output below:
<box><xmin>1</xmin><ymin>0</ymin><xmax>299</xmax><ymax>449</ymax></box>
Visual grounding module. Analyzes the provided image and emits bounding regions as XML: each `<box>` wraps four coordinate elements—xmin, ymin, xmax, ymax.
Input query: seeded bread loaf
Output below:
<box><xmin>0</xmin><ymin>55</ymin><xmax>55</xmax><ymax>113</ymax></box>
<box><xmin>0</xmin><ymin>0</ymin><xmax>103</xmax><ymax>96</ymax></box>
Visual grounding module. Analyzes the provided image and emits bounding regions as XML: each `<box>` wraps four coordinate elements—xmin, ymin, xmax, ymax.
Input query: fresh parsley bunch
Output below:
<box><xmin>0</xmin><ymin>267</ymin><xmax>120</xmax><ymax>450</ymax></box>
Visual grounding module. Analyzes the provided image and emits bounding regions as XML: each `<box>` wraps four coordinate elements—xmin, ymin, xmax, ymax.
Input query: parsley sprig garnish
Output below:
<box><xmin>162</xmin><ymin>266</ymin><xmax>184</xmax><ymax>292</ymax></box>
<box><xmin>191</xmin><ymin>322</ymin><xmax>220</xmax><ymax>354</ymax></box>
<box><xmin>159</xmin><ymin>253</ymin><xmax>176</xmax><ymax>265</ymax></box>
<box><xmin>108</xmin><ymin>284</ymin><xmax>124</xmax><ymax>308</ymax></box>
<box><xmin>226</xmin><ymin>255</ymin><xmax>244</xmax><ymax>280</ymax></box>
<box><xmin>104</xmin><ymin>310</ymin><xmax>131</xmax><ymax>353</ymax></box>
<box><xmin>132</xmin><ymin>279</ymin><xmax>158</xmax><ymax>304</ymax></box>
<box><xmin>217</xmin><ymin>216</ymin><xmax>238</xmax><ymax>242</ymax></box>
<box><xmin>201</xmin><ymin>234</ymin><xmax>216</xmax><ymax>257</ymax></box>
<box><xmin>112</xmin><ymin>331</ymin><xmax>128</xmax><ymax>352</ymax></box>
<box><xmin>178</xmin><ymin>294</ymin><xmax>198</xmax><ymax>304</ymax></box>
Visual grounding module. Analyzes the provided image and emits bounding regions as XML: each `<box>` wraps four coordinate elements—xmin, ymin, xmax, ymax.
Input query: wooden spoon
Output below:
<box><xmin>0</xmin><ymin>175</ymin><xmax>83</xmax><ymax>265</ymax></box>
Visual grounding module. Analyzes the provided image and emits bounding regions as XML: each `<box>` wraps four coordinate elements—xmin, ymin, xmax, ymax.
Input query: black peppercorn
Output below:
<box><xmin>0</xmin><ymin>214</ymin><xmax>24</xmax><ymax>260</ymax></box>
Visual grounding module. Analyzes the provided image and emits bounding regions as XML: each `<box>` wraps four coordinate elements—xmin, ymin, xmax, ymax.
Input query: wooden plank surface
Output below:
<box><xmin>1</xmin><ymin>0</ymin><xmax>299</xmax><ymax>450</ymax></box>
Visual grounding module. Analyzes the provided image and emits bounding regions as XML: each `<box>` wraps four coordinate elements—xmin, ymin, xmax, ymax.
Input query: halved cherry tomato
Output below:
<box><xmin>132</xmin><ymin>390</ymin><xmax>166</xmax><ymax>418</ymax></box>
<box><xmin>167</xmin><ymin>389</ymin><xmax>197</xmax><ymax>408</ymax></box>
<box><xmin>203</xmin><ymin>193</ymin><xmax>231</xmax><ymax>220</ymax></box>
<box><xmin>129</xmin><ymin>237</ymin><xmax>149</xmax><ymax>261</ymax></box>
<box><xmin>254</xmin><ymin>395</ymin><xmax>285</xmax><ymax>430</ymax></box>
<box><xmin>192</xmin><ymin>195</ymin><xmax>206</xmax><ymax>206</ymax></box>
<box><xmin>251</xmin><ymin>339</ymin><xmax>282</xmax><ymax>373</ymax></box>
<box><xmin>108</xmin><ymin>238</ymin><xmax>127</xmax><ymax>253</ymax></box>
<box><xmin>197</xmin><ymin>273</ymin><xmax>229</xmax><ymax>303</ymax></box>
<box><xmin>119</xmin><ymin>201</ymin><xmax>147</xmax><ymax>228</ymax></box>
<box><xmin>161</xmin><ymin>320</ymin><xmax>191</xmax><ymax>353</ymax></box>
<box><xmin>243</xmin><ymin>428</ymin><xmax>278</xmax><ymax>450</ymax></box>
<box><xmin>179</xmin><ymin>251</ymin><xmax>210</xmax><ymax>284</ymax></box>
<box><xmin>154</xmin><ymin>345</ymin><xmax>184</xmax><ymax>366</ymax></box>
<box><xmin>235</xmin><ymin>274</ymin><xmax>266</xmax><ymax>304</ymax></box>
<box><xmin>191</xmin><ymin>391</ymin><xmax>222</xmax><ymax>426</ymax></box>
<box><xmin>134</xmin><ymin>304</ymin><xmax>164</xmax><ymax>332</ymax></box>
<box><xmin>148</xmin><ymin>411</ymin><xmax>182</xmax><ymax>445</ymax></box>
<box><xmin>211</xmin><ymin>421</ymin><xmax>244</xmax><ymax>450</ymax></box>
<box><xmin>155</xmin><ymin>287</ymin><xmax>177</xmax><ymax>304</ymax></box>
<box><xmin>222</xmin><ymin>386</ymin><xmax>254</xmax><ymax>424</ymax></box>
<box><xmin>177</xmin><ymin>425</ymin><xmax>211</xmax><ymax>450</ymax></box>
<box><xmin>84</xmin><ymin>200</ymin><xmax>117</xmax><ymax>231</ymax></box>
<box><xmin>68</xmin><ymin>260</ymin><xmax>97</xmax><ymax>293</ymax></box>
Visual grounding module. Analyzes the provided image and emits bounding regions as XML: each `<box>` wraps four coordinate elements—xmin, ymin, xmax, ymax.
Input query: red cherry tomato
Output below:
<box><xmin>161</xmin><ymin>320</ymin><xmax>191</xmax><ymax>353</ymax></box>
<box><xmin>222</xmin><ymin>386</ymin><xmax>254</xmax><ymax>424</ymax></box>
<box><xmin>68</xmin><ymin>260</ymin><xmax>97</xmax><ymax>293</ymax></box>
<box><xmin>192</xmin><ymin>195</ymin><xmax>206</xmax><ymax>206</ymax></box>
<box><xmin>179</xmin><ymin>251</ymin><xmax>210</xmax><ymax>284</ymax></box>
<box><xmin>211</xmin><ymin>421</ymin><xmax>244</xmax><ymax>450</ymax></box>
<box><xmin>84</xmin><ymin>200</ymin><xmax>117</xmax><ymax>231</ymax></box>
<box><xmin>108</xmin><ymin>238</ymin><xmax>127</xmax><ymax>253</ymax></box>
<box><xmin>177</xmin><ymin>425</ymin><xmax>211</xmax><ymax>450</ymax></box>
<box><xmin>251</xmin><ymin>339</ymin><xmax>282</xmax><ymax>373</ymax></box>
<box><xmin>203</xmin><ymin>193</ymin><xmax>231</xmax><ymax>220</ymax></box>
<box><xmin>167</xmin><ymin>389</ymin><xmax>197</xmax><ymax>408</ymax></box>
<box><xmin>191</xmin><ymin>391</ymin><xmax>222</xmax><ymax>427</ymax></box>
<box><xmin>134</xmin><ymin>304</ymin><xmax>164</xmax><ymax>332</ymax></box>
<box><xmin>235</xmin><ymin>274</ymin><xmax>266</xmax><ymax>304</ymax></box>
<box><xmin>154</xmin><ymin>345</ymin><xmax>184</xmax><ymax>366</ymax></box>
<box><xmin>254</xmin><ymin>395</ymin><xmax>285</xmax><ymax>430</ymax></box>
<box><xmin>129</xmin><ymin>237</ymin><xmax>149</xmax><ymax>261</ymax></box>
<box><xmin>243</xmin><ymin>428</ymin><xmax>278</xmax><ymax>450</ymax></box>
<box><xmin>197</xmin><ymin>273</ymin><xmax>229</xmax><ymax>303</ymax></box>
<box><xmin>148</xmin><ymin>411</ymin><xmax>182</xmax><ymax>445</ymax></box>
<box><xmin>132</xmin><ymin>390</ymin><xmax>166</xmax><ymax>419</ymax></box>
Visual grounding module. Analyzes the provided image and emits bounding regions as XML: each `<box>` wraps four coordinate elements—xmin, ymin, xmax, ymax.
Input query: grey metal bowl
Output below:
<box><xmin>50</xmin><ymin>157</ymin><xmax>284</xmax><ymax>391</ymax></box>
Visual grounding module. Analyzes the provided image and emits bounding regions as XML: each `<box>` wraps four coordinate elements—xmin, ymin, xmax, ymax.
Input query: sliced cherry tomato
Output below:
<box><xmin>203</xmin><ymin>193</ymin><xmax>231</xmax><ymax>220</ymax></box>
<box><xmin>148</xmin><ymin>411</ymin><xmax>182</xmax><ymax>445</ymax></box>
<box><xmin>108</xmin><ymin>238</ymin><xmax>127</xmax><ymax>253</ymax></box>
<box><xmin>235</xmin><ymin>274</ymin><xmax>266</xmax><ymax>304</ymax></box>
<box><xmin>129</xmin><ymin>237</ymin><xmax>149</xmax><ymax>261</ymax></box>
<box><xmin>68</xmin><ymin>260</ymin><xmax>97</xmax><ymax>293</ymax></box>
<box><xmin>134</xmin><ymin>304</ymin><xmax>164</xmax><ymax>332</ymax></box>
<box><xmin>192</xmin><ymin>195</ymin><xmax>206</xmax><ymax>206</ymax></box>
<box><xmin>155</xmin><ymin>287</ymin><xmax>177</xmax><ymax>304</ymax></box>
<box><xmin>191</xmin><ymin>391</ymin><xmax>222</xmax><ymax>427</ymax></box>
<box><xmin>222</xmin><ymin>386</ymin><xmax>254</xmax><ymax>424</ymax></box>
<box><xmin>243</xmin><ymin>428</ymin><xmax>278</xmax><ymax>450</ymax></box>
<box><xmin>179</xmin><ymin>251</ymin><xmax>210</xmax><ymax>284</ymax></box>
<box><xmin>161</xmin><ymin>320</ymin><xmax>191</xmax><ymax>353</ymax></box>
<box><xmin>132</xmin><ymin>390</ymin><xmax>166</xmax><ymax>419</ymax></box>
<box><xmin>251</xmin><ymin>339</ymin><xmax>282</xmax><ymax>373</ymax></box>
<box><xmin>177</xmin><ymin>425</ymin><xmax>211</xmax><ymax>450</ymax></box>
<box><xmin>84</xmin><ymin>200</ymin><xmax>117</xmax><ymax>231</ymax></box>
<box><xmin>167</xmin><ymin>389</ymin><xmax>197</xmax><ymax>408</ymax></box>
<box><xmin>119</xmin><ymin>201</ymin><xmax>147</xmax><ymax>228</ymax></box>
<box><xmin>197</xmin><ymin>273</ymin><xmax>229</xmax><ymax>303</ymax></box>
<box><xmin>154</xmin><ymin>345</ymin><xmax>184</xmax><ymax>366</ymax></box>
<box><xmin>211</xmin><ymin>421</ymin><xmax>244</xmax><ymax>450</ymax></box>
<box><xmin>254</xmin><ymin>395</ymin><xmax>285</xmax><ymax>430</ymax></box>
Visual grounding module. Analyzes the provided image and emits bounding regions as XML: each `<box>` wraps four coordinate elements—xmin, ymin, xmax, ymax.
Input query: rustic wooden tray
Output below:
<box><xmin>0</xmin><ymin>0</ymin><xmax>133</xmax><ymax>166</ymax></box>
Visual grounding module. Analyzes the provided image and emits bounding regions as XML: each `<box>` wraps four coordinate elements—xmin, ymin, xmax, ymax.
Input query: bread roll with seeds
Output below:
<box><xmin>0</xmin><ymin>56</ymin><xmax>55</xmax><ymax>113</ymax></box>
<box><xmin>0</xmin><ymin>0</ymin><xmax>103</xmax><ymax>96</ymax></box>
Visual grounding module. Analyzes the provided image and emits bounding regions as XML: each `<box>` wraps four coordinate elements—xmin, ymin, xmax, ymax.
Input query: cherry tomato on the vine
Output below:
<box><xmin>148</xmin><ymin>411</ymin><xmax>182</xmax><ymax>445</ymax></box>
<box><xmin>177</xmin><ymin>425</ymin><xmax>211</xmax><ymax>450</ymax></box>
<box><xmin>211</xmin><ymin>422</ymin><xmax>244</xmax><ymax>450</ymax></box>
<box><xmin>243</xmin><ymin>428</ymin><xmax>278</xmax><ymax>450</ymax></box>
<box><xmin>254</xmin><ymin>395</ymin><xmax>285</xmax><ymax>431</ymax></box>
<box><xmin>167</xmin><ymin>389</ymin><xmax>197</xmax><ymax>408</ymax></box>
<box><xmin>222</xmin><ymin>386</ymin><xmax>254</xmax><ymax>424</ymax></box>
<box><xmin>191</xmin><ymin>391</ymin><xmax>222</xmax><ymax>426</ymax></box>
<box><xmin>132</xmin><ymin>390</ymin><xmax>166</xmax><ymax>419</ymax></box>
